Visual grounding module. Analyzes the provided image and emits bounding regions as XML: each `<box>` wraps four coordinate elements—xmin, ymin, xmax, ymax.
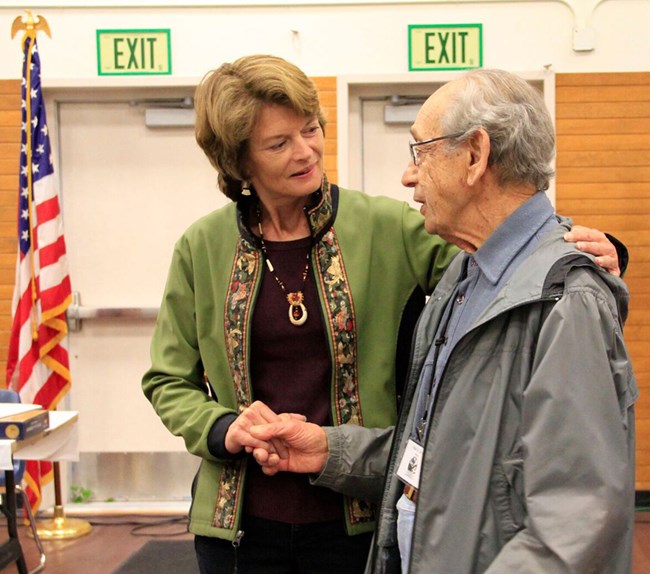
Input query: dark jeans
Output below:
<box><xmin>195</xmin><ymin>515</ymin><xmax>373</xmax><ymax>574</ymax></box>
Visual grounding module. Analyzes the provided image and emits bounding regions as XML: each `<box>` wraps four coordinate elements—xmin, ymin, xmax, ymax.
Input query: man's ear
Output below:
<box><xmin>466</xmin><ymin>129</ymin><xmax>490</xmax><ymax>187</ymax></box>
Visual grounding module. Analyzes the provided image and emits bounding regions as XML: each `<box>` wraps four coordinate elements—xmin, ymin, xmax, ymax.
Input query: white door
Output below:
<box><xmin>49</xmin><ymin>87</ymin><xmax>227</xmax><ymax>503</ymax></box>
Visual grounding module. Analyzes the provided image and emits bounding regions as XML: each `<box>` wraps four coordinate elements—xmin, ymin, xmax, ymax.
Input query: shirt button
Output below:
<box><xmin>456</xmin><ymin>294</ymin><xmax>465</xmax><ymax>304</ymax></box>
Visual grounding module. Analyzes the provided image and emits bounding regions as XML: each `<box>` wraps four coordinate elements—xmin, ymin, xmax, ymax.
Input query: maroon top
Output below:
<box><xmin>246</xmin><ymin>236</ymin><xmax>342</xmax><ymax>523</ymax></box>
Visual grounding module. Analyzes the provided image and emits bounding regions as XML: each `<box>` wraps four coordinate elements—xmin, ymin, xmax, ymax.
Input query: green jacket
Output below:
<box><xmin>142</xmin><ymin>181</ymin><xmax>458</xmax><ymax>539</ymax></box>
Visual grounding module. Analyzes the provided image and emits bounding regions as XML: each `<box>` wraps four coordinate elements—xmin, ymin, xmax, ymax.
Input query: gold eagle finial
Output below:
<box><xmin>11</xmin><ymin>10</ymin><xmax>51</xmax><ymax>48</ymax></box>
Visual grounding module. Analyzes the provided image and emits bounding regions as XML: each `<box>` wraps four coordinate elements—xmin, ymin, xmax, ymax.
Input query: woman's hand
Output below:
<box><xmin>564</xmin><ymin>225</ymin><xmax>621</xmax><ymax>276</ymax></box>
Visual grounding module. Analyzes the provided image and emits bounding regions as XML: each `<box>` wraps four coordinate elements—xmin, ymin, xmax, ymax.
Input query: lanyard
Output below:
<box><xmin>414</xmin><ymin>292</ymin><xmax>457</xmax><ymax>444</ymax></box>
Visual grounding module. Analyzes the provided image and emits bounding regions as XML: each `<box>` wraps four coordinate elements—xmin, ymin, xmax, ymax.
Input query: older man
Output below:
<box><xmin>251</xmin><ymin>69</ymin><xmax>637</xmax><ymax>573</ymax></box>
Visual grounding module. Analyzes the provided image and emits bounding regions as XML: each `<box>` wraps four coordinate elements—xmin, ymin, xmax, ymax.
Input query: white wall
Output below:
<box><xmin>0</xmin><ymin>0</ymin><xmax>648</xmax><ymax>82</ymax></box>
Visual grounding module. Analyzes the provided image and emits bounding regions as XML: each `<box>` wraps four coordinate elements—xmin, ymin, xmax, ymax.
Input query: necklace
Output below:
<box><xmin>257</xmin><ymin>207</ymin><xmax>310</xmax><ymax>327</ymax></box>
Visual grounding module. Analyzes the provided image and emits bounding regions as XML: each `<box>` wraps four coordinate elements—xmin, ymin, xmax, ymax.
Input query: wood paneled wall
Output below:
<box><xmin>0</xmin><ymin>79</ymin><xmax>20</xmax><ymax>371</ymax></box>
<box><xmin>313</xmin><ymin>77</ymin><xmax>338</xmax><ymax>184</ymax></box>
<box><xmin>555</xmin><ymin>72</ymin><xmax>650</xmax><ymax>488</ymax></box>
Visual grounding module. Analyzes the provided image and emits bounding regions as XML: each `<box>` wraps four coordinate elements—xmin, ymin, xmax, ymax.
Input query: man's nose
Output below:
<box><xmin>401</xmin><ymin>161</ymin><xmax>417</xmax><ymax>188</ymax></box>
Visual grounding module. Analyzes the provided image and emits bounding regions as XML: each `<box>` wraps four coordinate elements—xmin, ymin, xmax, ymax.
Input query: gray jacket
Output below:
<box><xmin>315</xmin><ymin>222</ymin><xmax>638</xmax><ymax>573</ymax></box>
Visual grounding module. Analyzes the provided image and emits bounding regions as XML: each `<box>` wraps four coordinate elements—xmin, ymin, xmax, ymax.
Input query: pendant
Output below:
<box><xmin>287</xmin><ymin>292</ymin><xmax>308</xmax><ymax>326</ymax></box>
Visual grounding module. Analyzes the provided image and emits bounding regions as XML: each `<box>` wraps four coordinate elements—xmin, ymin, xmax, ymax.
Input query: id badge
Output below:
<box><xmin>396</xmin><ymin>439</ymin><xmax>423</xmax><ymax>489</ymax></box>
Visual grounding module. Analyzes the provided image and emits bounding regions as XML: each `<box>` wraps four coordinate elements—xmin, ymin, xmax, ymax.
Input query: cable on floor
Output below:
<box><xmin>79</xmin><ymin>514</ymin><xmax>191</xmax><ymax>537</ymax></box>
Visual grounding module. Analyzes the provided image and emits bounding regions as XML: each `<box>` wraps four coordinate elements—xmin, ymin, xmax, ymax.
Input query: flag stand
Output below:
<box><xmin>28</xmin><ymin>463</ymin><xmax>93</xmax><ymax>540</ymax></box>
<box><xmin>11</xmin><ymin>10</ymin><xmax>92</xmax><ymax>540</ymax></box>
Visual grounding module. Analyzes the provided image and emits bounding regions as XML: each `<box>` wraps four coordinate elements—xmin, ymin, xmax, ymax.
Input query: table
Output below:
<box><xmin>0</xmin><ymin>407</ymin><xmax>79</xmax><ymax>574</ymax></box>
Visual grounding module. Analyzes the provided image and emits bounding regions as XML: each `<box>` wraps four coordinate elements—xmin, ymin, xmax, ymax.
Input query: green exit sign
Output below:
<box><xmin>409</xmin><ymin>24</ymin><xmax>482</xmax><ymax>71</ymax></box>
<box><xmin>97</xmin><ymin>29</ymin><xmax>171</xmax><ymax>76</ymax></box>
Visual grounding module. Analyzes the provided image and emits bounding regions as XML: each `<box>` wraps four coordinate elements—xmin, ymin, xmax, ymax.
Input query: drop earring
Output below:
<box><xmin>241</xmin><ymin>181</ymin><xmax>252</xmax><ymax>197</ymax></box>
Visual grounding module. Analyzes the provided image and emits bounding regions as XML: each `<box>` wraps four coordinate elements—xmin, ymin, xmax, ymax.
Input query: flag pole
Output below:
<box><xmin>11</xmin><ymin>10</ymin><xmax>92</xmax><ymax>541</ymax></box>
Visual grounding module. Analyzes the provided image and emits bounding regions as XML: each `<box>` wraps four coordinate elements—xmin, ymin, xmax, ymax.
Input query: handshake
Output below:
<box><xmin>224</xmin><ymin>400</ymin><xmax>329</xmax><ymax>475</ymax></box>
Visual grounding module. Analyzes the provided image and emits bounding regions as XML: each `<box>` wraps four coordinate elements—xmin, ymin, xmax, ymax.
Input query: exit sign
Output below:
<box><xmin>409</xmin><ymin>24</ymin><xmax>482</xmax><ymax>71</ymax></box>
<box><xmin>97</xmin><ymin>29</ymin><xmax>171</xmax><ymax>76</ymax></box>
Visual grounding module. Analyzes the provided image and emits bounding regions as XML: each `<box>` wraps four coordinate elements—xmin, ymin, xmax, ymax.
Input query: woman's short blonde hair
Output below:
<box><xmin>194</xmin><ymin>54</ymin><xmax>326</xmax><ymax>200</ymax></box>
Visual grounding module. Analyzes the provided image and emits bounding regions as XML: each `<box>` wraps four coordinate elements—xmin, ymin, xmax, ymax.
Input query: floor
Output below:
<box><xmin>1</xmin><ymin>513</ymin><xmax>192</xmax><ymax>574</ymax></box>
<box><xmin>2</xmin><ymin>511</ymin><xmax>650</xmax><ymax>573</ymax></box>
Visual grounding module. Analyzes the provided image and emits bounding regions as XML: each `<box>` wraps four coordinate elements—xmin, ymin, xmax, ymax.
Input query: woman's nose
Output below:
<box><xmin>294</xmin><ymin>136</ymin><xmax>312</xmax><ymax>158</ymax></box>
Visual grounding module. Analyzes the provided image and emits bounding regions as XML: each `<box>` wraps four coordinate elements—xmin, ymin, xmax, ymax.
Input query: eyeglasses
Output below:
<box><xmin>409</xmin><ymin>132</ymin><xmax>466</xmax><ymax>166</ymax></box>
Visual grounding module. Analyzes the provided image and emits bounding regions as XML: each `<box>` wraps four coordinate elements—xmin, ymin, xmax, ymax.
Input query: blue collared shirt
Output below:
<box><xmin>411</xmin><ymin>191</ymin><xmax>559</xmax><ymax>441</ymax></box>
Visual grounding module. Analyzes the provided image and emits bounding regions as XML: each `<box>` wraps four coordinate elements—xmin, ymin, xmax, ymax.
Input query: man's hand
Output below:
<box><xmin>564</xmin><ymin>225</ymin><xmax>620</xmax><ymax>276</ymax></box>
<box><xmin>224</xmin><ymin>400</ymin><xmax>304</xmax><ymax>460</ymax></box>
<box><xmin>249</xmin><ymin>419</ymin><xmax>329</xmax><ymax>476</ymax></box>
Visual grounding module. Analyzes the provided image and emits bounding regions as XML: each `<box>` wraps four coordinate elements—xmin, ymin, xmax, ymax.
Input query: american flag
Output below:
<box><xmin>5</xmin><ymin>36</ymin><xmax>72</xmax><ymax>513</ymax></box>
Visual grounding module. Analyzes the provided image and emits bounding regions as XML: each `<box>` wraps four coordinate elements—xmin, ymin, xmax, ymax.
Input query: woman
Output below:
<box><xmin>142</xmin><ymin>55</ymin><xmax>621</xmax><ymax>574</ymax></box>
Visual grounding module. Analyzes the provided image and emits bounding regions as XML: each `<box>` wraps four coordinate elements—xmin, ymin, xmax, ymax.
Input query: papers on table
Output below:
<box><xmin>0</xmin><ymin>403</ymin><xmax>41</xmax><ymax>419</ymax></box>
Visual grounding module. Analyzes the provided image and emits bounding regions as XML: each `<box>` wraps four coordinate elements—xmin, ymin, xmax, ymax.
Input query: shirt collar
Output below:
<box><xmin>473</xmin><ymin>192</ymin><xmax>556</xmax><ymax>285</ymax></box>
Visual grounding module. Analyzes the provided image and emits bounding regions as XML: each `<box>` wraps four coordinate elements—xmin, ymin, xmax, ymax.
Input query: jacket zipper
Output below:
<box><xmin>231</xmin><ymin>529</ymin><xmax>245</xmax><ymax>573</ymax></box>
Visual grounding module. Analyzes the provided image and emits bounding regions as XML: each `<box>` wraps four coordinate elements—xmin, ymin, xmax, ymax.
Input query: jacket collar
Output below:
<box><xmin>235</xmin><ymin>177</ymin><xmax>338</xmax><ymax>247</ymax></box>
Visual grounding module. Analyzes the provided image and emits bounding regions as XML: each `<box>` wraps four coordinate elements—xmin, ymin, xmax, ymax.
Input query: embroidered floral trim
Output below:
<box><xmin>349</xmin><ymin>497</ymin><xmax>376</xmax><ymax>523</ymax></box>
<box><xmin>315</xmin><ymin>229</ymin><xmax>361</xmax><ymax>426</ymax></box>
<box><xmin>315</xmin><ymin>228</ymin><xmax>373</xmax><ymax>524</ymax></box>
<box><xmin>306</xmin><ymin>176</ymin><xmax>333</xmax><ymax>238</ymax></box>
<box><xmin>214</xmin><ymin>238</ymin><xmax>259</xmax><ymax>529</ymax></box>
<box><xmin>213</xmin><ymin>460</ymin><xmax>244</xmax><ymax>529</ymax></box>
<box><xmin>225</xmin><ymin>242</ymin><xmax>258</xmax><ymax>407</ymax></box>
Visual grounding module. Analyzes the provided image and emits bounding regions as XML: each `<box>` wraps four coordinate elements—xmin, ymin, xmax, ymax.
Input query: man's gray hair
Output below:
<box><xmin>441</xmin><ymin>69</ymin><xmax>555</xmax><ymax>192</ymax></box>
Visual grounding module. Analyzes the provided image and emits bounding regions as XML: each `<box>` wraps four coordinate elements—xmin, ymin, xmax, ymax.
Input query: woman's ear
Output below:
<box><xmin>466</xmin><ymin>129</ymin><xmax>490</xmax><ymax>187</ymax></box>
